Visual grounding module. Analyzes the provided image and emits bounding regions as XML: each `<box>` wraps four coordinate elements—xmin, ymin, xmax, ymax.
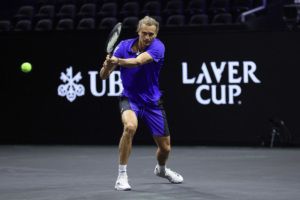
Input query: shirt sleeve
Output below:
<box><xmin>113</xmin><ymin>41</ymin><xmax>124</xmax><ymax>58</ymax></box>
<box><xmin>146</xmin><ymin>39</ymin><xmax>165</xmax><ymax>63</ymax></box>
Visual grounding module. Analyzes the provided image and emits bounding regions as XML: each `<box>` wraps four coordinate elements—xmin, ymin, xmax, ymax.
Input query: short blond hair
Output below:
<box><xmin>137</xmin><ymin>16</ymin><xmax>159</xmax><ymax>33</ymax></box>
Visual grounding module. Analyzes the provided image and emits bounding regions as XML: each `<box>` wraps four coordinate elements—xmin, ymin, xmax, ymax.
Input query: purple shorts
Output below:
<box><xmin>119</xmin><ymin>96</ymin><xmax>170</xmax><ymax>137</ymax></box>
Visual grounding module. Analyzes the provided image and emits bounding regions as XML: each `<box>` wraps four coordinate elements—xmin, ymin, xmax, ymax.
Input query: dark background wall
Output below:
<box><xmin>1</xmin><ymin>29</ymin><xmax>299</xmax><ymax>146</ymax></box>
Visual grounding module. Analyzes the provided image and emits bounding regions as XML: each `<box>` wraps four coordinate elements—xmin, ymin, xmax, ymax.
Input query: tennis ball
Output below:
<box><xmin>21</xmin><ymin>62</ymin><xmax>32</xmax><ymax>73</ymax></box>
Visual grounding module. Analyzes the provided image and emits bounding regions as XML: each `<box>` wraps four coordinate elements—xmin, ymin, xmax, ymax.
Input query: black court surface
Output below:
<box><xmin>0</xmin><ymin>145</ymin><xmax>299</xmax><ymax>200</ymax></box>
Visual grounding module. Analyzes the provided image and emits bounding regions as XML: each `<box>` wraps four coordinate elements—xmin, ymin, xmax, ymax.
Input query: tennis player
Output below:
<box><xmin>100</xmin><ymin>16</ymin><xmax>183</xmax><ymax>191</ymax></box>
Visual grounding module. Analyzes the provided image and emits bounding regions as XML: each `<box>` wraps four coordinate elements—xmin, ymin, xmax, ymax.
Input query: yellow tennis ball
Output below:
<box><xmin>21</xmin><ymin>62</ymin><xmax>32</xmax><ymax>73</ymax></box>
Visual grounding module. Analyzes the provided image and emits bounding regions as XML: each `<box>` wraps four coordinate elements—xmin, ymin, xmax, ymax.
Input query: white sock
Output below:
<box><xmin>119</xmin><ymin>165</ymin><xmax>127</xmax><ymax>174</ymax></box>
<box><xmin>158</xmin><ymin>164</ymin><xmax>166</xmax><ymax>172</ymax></box>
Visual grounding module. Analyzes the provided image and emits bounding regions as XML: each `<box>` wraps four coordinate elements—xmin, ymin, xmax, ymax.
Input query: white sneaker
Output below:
<box><xmin>154</xmin><ymin>165</ymin><xmax>184</xmax><ymax>184</ymax></box>
<box><xmin>115</xmin><ymin>173</ymin><xmax>131</xmax><ymax>191</ymax></box>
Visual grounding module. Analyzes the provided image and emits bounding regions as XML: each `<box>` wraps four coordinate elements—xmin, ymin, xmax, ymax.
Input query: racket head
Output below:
<box><xmin>106</xmin><ymin>22</ymin><xmax>122</xmax><ymax>54</ymax></box>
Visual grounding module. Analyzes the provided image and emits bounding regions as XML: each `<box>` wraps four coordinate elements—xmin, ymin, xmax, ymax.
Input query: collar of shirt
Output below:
<box><xmin>127</xmin><ymin>37</ymin><xmax>139</xmax><ymax>54</ymax></box>
<box><xmin>127</xmin><ymin>37</ymin><xmax>153</xmax><ymax>55</ymax></box>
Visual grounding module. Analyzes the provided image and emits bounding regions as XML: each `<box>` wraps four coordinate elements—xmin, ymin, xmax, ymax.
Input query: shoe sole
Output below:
<box><xmin>115</xmin><ymin>186</ymin><xmax>131</xmax><ymax>191</ymax></box>
<box><xmin>169</xmin><ymin>180</ymin><xmax>184</xmax><ymax>184</ymax></box>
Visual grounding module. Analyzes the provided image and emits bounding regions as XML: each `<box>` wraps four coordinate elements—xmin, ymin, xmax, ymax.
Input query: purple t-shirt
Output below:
<box><xmin>113</xmin><ymin>37</ymin><xmax>165</xmax><ymax>105</ymax></box>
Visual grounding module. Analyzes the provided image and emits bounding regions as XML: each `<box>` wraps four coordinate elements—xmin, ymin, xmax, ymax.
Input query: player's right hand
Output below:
<box><xmin>106</xmin><ymin>54</ymin><xmax>112</xmax><ymax>60</ymax></box>
<box><xmin>105</xmin><ymin>54</ymin><xmax>114</xmax><ymax>67</ymax></box>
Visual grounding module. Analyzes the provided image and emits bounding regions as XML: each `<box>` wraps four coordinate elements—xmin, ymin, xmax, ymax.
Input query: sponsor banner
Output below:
<box><xmin>182</xmin><ymin>61</ymin><xmax>261</xmax><ymax>105</ymax></box>
<box><xmin>1</xmin><ymin>31</ymin><xmax>299</xmax><ymax>145</ymax></box>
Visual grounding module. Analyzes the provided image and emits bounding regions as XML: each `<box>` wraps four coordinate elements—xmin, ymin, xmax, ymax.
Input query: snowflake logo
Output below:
<box><xmin>58</xmin><ymin>66</ymin><xmax>85</xmax><ymax>102</ymax></box>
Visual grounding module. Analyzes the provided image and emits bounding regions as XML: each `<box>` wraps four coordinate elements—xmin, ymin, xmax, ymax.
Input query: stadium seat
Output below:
<box><xmin>77</xmin><ymin>17</ymin><xmax>95</xmax><ymax>30</ymax></box>
<box><xmin>35</xmin><ymin>5</ymin><xmax>55</xmax><ymax>20</ymax></box>
<box><xmin>77</xmin><ymin>3</ymin><xmax>96</xmax><ymax>19</ymax></box>
<box><xmin>185</xmin><ymin>0</ymin><xmax>206</xmax><ymax>16</ymax></box>
<box><xmin>141</xmin><ymin>1</ymin><xmax>161</xmax><ymax>17</ymax></box>
<box><xmin>208</xmin><ymin>0</ymin><xmax>230</xmax><ymax>15</ymax></box>
<box><xmin>14</xmin><ymin>19</ymin><xmax>32</xmax><ymax>31</ymax></box>
<box><xmin>98</xmin><ymin>17</ymin><xmax>118</xmax><ymax>29</ymax></box>
<box><xmin>14</xmin><ymin>5</ymin><xmax>35</xmax><ymax>21</ymax></box>
<box><xmin>97</xmin><ymin>3</ymin><xmax>118</xmax><ymax>19</ymax></box>
<box><xmin>163</xmin><ymin>0</ymin><xmax>184</xmax><ymax>18</ymax></box>
<box><xmin>165</xmin><ymin>14</ymin><xmax>185</xmax><ymax>27</ymax></box>
<box><xmin>122</xmin><ymin>16</ymin><xmax>139</xmax><ymax>29</ymax></box>
<box><xmin>119</xmin><ymin>2</ymin><xmax>140</xmax><ymax>18</ymax></box>
<box><xmin>56</xmin><ymin>18</ymin><xmax>74</xmax><ymax>30</ymax></box>
<box><xmin>56</xmin><ymin>4</ymin><xmax>76</xmax><ymax>20</ymax></box>
<box><xmin>212</xmin><ymin>13</ymin><xmax>233</xmax><ymax>25</ymax></box>
<box><xmin>188</xmin><ymin>14</ymin><xmax>209</xmax><ymax>26</ymax></box>
<box><xmin>34</xmin><ymin>19</ymin><xmax>53</xmax><ymax>31</ymax></box>
<box><xmin>283</xmin><ymin>4</ymin><xmax>300</xmax><ymax>30</ymax></box>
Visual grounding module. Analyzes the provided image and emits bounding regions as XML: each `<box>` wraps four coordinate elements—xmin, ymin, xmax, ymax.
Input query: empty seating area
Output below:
<box><xmin>0</xmin><ymin>0</ymin><xmax>264</xmax><ymax>32</ymax></box>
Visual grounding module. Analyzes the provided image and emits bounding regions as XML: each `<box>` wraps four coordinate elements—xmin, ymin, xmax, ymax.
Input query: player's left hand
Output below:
<box><xmin>108</xmin><ymin>56</ymin><xmax>119</xmax><ymax>65</ymax></box>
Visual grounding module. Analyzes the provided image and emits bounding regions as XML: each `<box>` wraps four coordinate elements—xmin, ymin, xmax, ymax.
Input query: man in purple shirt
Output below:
<box><xmin>100</xmin><ymin>16</ymin><xmax>183</xmax><ymax>191</ymax></box>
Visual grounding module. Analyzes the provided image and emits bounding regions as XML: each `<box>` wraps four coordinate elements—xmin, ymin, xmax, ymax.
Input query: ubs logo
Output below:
<box><xmin>58</xmin><ymin>66</ymin><xmax>85</xmax><ymax>102</ymax></box>
<box><xmin>58</xmin><ymin>66</ymin><xmax>123</xmax><ymax>102</ymax></box>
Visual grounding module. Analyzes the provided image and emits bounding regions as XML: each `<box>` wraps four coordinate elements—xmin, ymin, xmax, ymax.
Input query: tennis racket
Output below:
<box><xmin>105</xmin><ymin>22</ymin><xmax>122</xmax><ymax>56</ymax></box>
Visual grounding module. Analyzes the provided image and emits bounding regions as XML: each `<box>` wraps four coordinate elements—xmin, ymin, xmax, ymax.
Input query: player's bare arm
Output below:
<box><xmin>110</xmin><ymin>52</ymin><xmax>153</xmax><ymax>68</ymax></box>
<box><xmin>100</xmin><ymin>54</ymin><xmax>117</xmax><ymax>80</ymax></box>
